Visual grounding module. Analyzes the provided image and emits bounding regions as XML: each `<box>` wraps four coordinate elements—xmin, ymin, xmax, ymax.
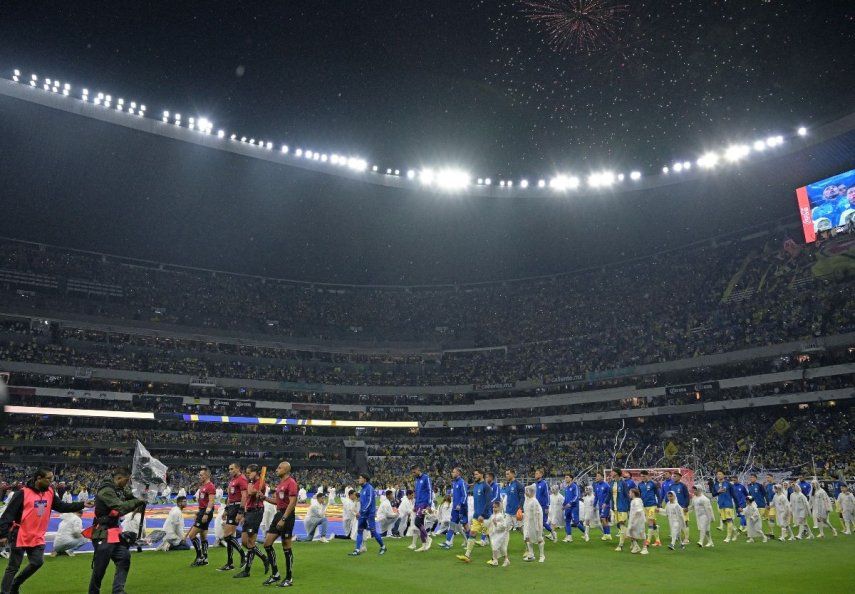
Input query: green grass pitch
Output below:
<box><xmin>9</xmin><ymin>516</ymin><xmax>855</xmax><ymax>593</ymax></box>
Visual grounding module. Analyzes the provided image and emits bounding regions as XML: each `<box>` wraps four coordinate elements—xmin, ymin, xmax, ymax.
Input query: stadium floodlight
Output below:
<box><xmin>588</xmin><ymin>171</ymin><xmax>615</xmax><ymax>188</ymax></box>
<box><xmin>682</xmin><ymin>161</ymin><xmax>691</xmax><ymax>170</ymax></box>
<box><xmin>662</xmin><ymin>166</ymin><xmax>669</xmax><ymax>174</ymax></box>
<box><xmin>130</xmin><ymin>101</ymin><xmax>137</xmax><ymax>108</ymax></box>
<box><xmin>630</xmin><ymin>170</ymin><xmax>642</xmax><ymax>180</ymax></box>
<box><xmin>538</xmin><ymin>179</ymin><xmax>546</xmax><ymax>188</ymax></box>
<box><xmin>371</xmin><ymin>164</ymin><xmax>377</xmax><ymax>171</ymax></box>
<box><xmin>281</xmin><ymin>144</ymin><xmax>288</xmax><ymax>153</ymax></box>
<box><xmin>477</xmin><ymin>178</ymin><xmax>483</xmax><ymax>185</ymax></box>
<box><xmin>419</xmin><ymin>168</ymin><xmax>435</xmax><ymax>185</ymax></box>
<box><xmin>62</xmin><ymin>88</ymin><xmax>69</xmax><ymax>96</ymax></box>
<box><xmin>507</xmin><ymin>180</ymin><xmax>514</xmax><ymax>187</ymax></box>
<box><xmin>43</xmin><ymin>83</ymin><xmax>49</xmax><ymax>90</ymax></box>
<box><xmin>550</xmin><ymin>174</ymin><xmax>579</xmax><ymax>191</ymax></box>
<box><xmin>46</xmin><ymin>78</ymin><xmax>52</xmax><ymax>85</ymax></box>
<box><xmin>13</xmin><ymin>69</ymin><xmax>20</xmax><ymax>76</ymax></box>
<box><xmin>29</xmin><ymin>80</ymin><xmax>35</xmax><ymax>86</ymax></box>
<box><xmin>31</xmin><ymin>74</ymin><xmax>37</xmax><ymax>80</ymax></box>
<box><xmin>407</xmin><ymin>169</ymin><xmax>416</xmax><ymax>179</ymax></box>
<box><xmin>312</xmin><ymin>152</ymin><xmax>319</xmax><ymax>160</ymax></box>
<box><xmin>673</xmin><ymin>163</ymin><xmax>683</xmax><ymax>173</ymax></box>
<box><xmin>82</xmin><ymin>88</ymin><xmax>88</xmax><ymax>94</ymax></box>
<box><xmin>753</xmin><ymin>140</ymin><xmax>766</xmax><ymax>151</ymax></box>
<box><xmin>724</xmin><ymin>144</ymin><xmax>750</xmax><ymax>162</ymax></box>
<box><xmin>295</xmin><ymin>148</ymin><xmax>302</xmax><ymax>156</ymax></box>
<box><xmin>434</xmin><ymin>168</ymin><xmax>470</xmax><ymax>190</ymax></box>
<box><xmin>347</xmin><ymin>157</ymin><xmax>368</xmax><ymax>172</ymax></box>
<box><xmin>797</xmin><ymin>126</ymin><xmax>807</xmax><ymax>136</ymax></box>
<box><xmin>217</xmin><ymin>130</ymin><xmax>225</xmax><ymax>138</ymax></box>
<box><xmin>118</xmin><ymin>98</ymin><xmax>124</xmax><ymax>105</ymax></box>
<box><xmin>266</xmin><ymin>141</ymin><xmax>273</xmax><ymax>149</ymax></box>
<box><xmin>386</xmin><ymin>168</ymin><xmax>392</xmax><ymax>174</ymax></box>
<box><xmin>499</xmin><ymin>180</ymin><xmax>506</xmax><ymax>187</ymax></box>
<box><xmin>520</xmin><ymin>179</ymin><xmax>529</xmax><ymax>188</ymax></box>
<box><xmin>394</xmin><ymin>169</ymin><xmax>399</xmax><ymax>175</ymax></box>
<box><xmin>12</xmin><ymin>75</ymin><xmax>18</xmax><ymax>82</ymax></box>
<box><xmin>63</xmin><ymin>82</ymin><xmax>70</xmax><ymax>90</ymax></box>
<box><xmin>163</xmin><ymin>110</ymin><xmax>169</xmax><ymax>117</ymax></box>
<box><xmin>94</xmin><ymin>97</ymin><xmax>101</xmax><ymax>105</ymax></box>
<box><xmin>321</xmin><ymin>154</ymin><xmax>328</xmax><ymax>162</ymax></box>
<box><xmin>484</xmin><ymin>178</ymin><xmax>492</xmax><ymax>185</ymax></box>
<box><xmin>617</xmin><ymin>173</ymin><xmax>625</xmax><ymax>181</ymax></box>
<box><xmin>697</xmin><ymin>152</ymin><xmax>719</xmax><ymax>169</ymax></box>
<box><xmin>330</xmin><ymin>154</ymin><xmax>339</xmax><ymax>164</ymax></box>
<box><xmin>240</xmin><ymin>136</ymin><xmax>247</xmax><ymax>142</ymax></box>
<box><xmin>140</xmin><ymin>105</ymin><xmax>146</xmax><ymax>111</ymax></box>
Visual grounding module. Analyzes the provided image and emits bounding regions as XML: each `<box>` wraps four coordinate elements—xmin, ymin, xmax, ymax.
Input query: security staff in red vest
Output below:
<box><xmin>0</xmin><ymin>467</ymin><xmax>90</xmax><ymax>594</ymax></box>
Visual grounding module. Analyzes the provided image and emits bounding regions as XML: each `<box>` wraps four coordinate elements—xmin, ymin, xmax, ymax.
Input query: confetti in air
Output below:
<box><xmin>518</xmin><ymin>0</ymin><xmax>629</xmax><ymax>53</ymax></box>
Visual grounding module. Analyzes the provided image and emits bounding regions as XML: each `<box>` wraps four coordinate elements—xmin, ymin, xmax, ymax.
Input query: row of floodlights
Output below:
<box><xmin>10</xmin><ymin>69</ymin><xmax>810</xmax><ymax>193</ymax></box>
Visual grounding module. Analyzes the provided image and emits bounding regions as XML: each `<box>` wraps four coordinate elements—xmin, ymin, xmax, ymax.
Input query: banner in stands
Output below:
<box><xmin>211</xmin><ymin>398</ymin><xmax>255</xmax><ymax>409</ymax></box>
<box><xmin>132</xmin><ymin>394</ymin><xmax>182</xmax><ymax>406</ymax></box>
<box><xmin>475</xmin><ymin>382</ymin><xmax>516</xmax><ymax>391</ymax></box>
<box><xmin>665</xmin><ymin>381</ymin><xmax>720</xmax><ymax>396</ymax></box>
<box><xmin>795</xmin><ymin>168</ymin><xmax>855</xmax><ymax>243</ymax></box>
<box><xmin>366</xmin><ymin>406</ymin><xmax>408</xmax><ymax>414</ymax></box>
<box><xmin>543</xmin><ymin>374</ymin><xmax>584</xmax><ymax>385</ymax></box>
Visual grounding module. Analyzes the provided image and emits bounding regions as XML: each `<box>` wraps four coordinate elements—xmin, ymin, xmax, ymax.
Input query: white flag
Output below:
<box><xmin>131</xmin><ymin>441</ymin><xmax>168</xmax><ymax>499</ymax></box>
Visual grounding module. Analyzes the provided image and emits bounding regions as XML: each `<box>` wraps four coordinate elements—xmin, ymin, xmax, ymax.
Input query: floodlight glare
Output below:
<box><xmin>217</xmin><ymin>130</ymin><xmax>225</xmax><ymax>138</ymax></box>
<box><xmin>673</xmin><ymin>163</ymin><xmax>683</xmax><ymax>173</ymax></box>
<box><xmin>538</xmin><ymin>179</ymin><xmax>546</xmax><ymax>188</ymax></box>
<box><xmin>630</xmin><ymin>171</ymin><xmax>642</xmax><ymax>181</ymax></box>
<box><xmin>281</xmin><ymin>144</ymin><xmax>288</xmax><ymax>153</ymax></box>
<box><xmin>724</xmin><ymin>144</ymin><xmax>750</xmax><ymax>162</ymax></box>
<box><xmin>662</xmin><ymin>166</ymin><xmax>669</xmax><ymax>174</ymax></box>
<box><xmin>697</xmin><ymin>152</ymin><xmax>719</xmax><ymax>169</ymax></box>
<box><xmin>797</xmin><ymin>126</ymin><xmax>807</xmax><ymax>136</ymax></box>
<box><xmin>13</xmin><ymin>69</ymin><xmax>20</xmax><ymax>76</ymax></box>
<box><xmin>520</xmin><ymin>179</ymin><xmax>529</xmax><ymax>188</ymax></box>
<box><xmin>407</xmin><ymin>169</ymin><xmax>416</xmax><ymax>179</ymax></box>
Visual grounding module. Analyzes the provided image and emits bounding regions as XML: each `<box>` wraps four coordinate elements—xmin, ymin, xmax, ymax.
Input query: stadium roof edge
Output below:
<box><xmin>2</xmin><ymin>77</ymin><xmax>854</xmax><ymax>199</ymax></box>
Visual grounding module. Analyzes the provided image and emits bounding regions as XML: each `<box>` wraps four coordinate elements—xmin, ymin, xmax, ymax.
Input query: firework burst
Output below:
<box><xmin>519</xmin><ymin>0</ymin><xmax>629</xmax><ymax>53</ymax></box>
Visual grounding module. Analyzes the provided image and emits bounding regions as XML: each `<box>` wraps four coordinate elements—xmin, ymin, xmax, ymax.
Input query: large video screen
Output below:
<box><xmin>795</xmin><ymin>169</ymin><xmax>855</xmax><ymax>243</ymax></box>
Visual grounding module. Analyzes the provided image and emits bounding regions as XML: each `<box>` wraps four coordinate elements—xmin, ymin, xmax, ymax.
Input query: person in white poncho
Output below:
<box><xmin>743</xmin><ymin>496</ymin><xmax>767</xmax><ymax>543</ymax></box>
<box><xmin>485</xmin><ymin>501</ymin><xmax>512</xmax><ymax>567</ymax></box>
<box><xmin>522</xmin><ymin>484</ymin><xmax>545</xmax><ymax>563</ymax></box>
<box><xmin>771</xmin><ymin>484</ymin><xmax>794</xmax><ymax>541</ymax></box>
<box><xmin>691</xmin><ymin>486</ymin><xmax>715</xmax><ymax>548</ymax></box>
<box><xmin>623</xmin><ymin>488</ymin><xmax>647</xmax><ymax>555</ymax></box>
<box><xmin>810</xmin><ymin>481</ymin><xmax>837</xmax><ymax>538</ymax></box>
<box><xmin>837</xmin><ymin>485</ymin><xmax>854</xmax><ymax>534</ymax></box>
<box><xmin>788</xmin><ymin>484</ymin><xmax>814</xmax><ymax>540</ymax></box>
<box><xmin>548</xmin><ymin>484</ymin><xmax>564</xmax><ymax>536</ymax></box>
<box><xmin>664</xmin><ymin>492</ymin><xmax>686</xmax><ymax>550</ymax></box>
<box><xmin>580</xmin><ymin>485</ymin><xmax>596</xmax><ymax>542</ymax></box>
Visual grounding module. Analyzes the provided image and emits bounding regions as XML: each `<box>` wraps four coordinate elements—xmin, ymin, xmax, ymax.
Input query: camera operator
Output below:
<box><xmin>87</xmin><ymin>467</ymin><xmax>146</xmax><ymax>594</ymax></box>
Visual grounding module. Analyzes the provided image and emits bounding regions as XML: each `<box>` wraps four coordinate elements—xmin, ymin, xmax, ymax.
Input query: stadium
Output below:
<box><xmin>0</xmin><ymin>3</ymin><xmax>853</xmax><ymax>593</ymax></box>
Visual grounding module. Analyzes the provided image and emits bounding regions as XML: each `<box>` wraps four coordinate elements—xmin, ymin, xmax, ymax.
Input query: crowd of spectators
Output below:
<box><xmin>0</xmin><ymin>235</ymin><xmax>852</xmax><ymax>388</ymax></box>
<box><xmin>1</xmin><ymin>404</ymin><xmax>850</xmax><ymax>500</ymax></box>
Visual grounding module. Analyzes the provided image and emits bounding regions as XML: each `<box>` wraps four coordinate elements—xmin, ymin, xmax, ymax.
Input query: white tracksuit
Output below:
<box><xmin>692</xmin><ymin>493</ymin><xmax>714</xmax><ymax>545</ymax></box>
<box><xmin>53</xmin><ymin>513</ymin><xmax>87</xmax><ymax>554</ymax></box>
<box><xmin>744</xmin><ymin>502</ymin><xmax>764</xmax><ymax>540</ymax></box>
<box><xmin>376</xmin><ymin>499</ymin><xmax>398</xmax><ymax>536</ymax></box>
<box><xmin>837</xmin><ymin>492</ymin><xmax>855</xmax><ymax>531</ymax></box>
<box><xmin>523</xmin><ymin>498</ymin><xmax>544</xmax><ymax>543</ymax></box>
<box><xmin>627</xmin><ymin>498</ymin><xmax>645</xmax><ymax>540</ymax></box>
<box><xmin>665</xmin><ymin>501</ymin><xmax>686</xmax><ymax>546</ymax></box>
<box><xmin>487</xmin><ymin>512</ymin><xmax>512</xmax><ymax>558</ymax></box>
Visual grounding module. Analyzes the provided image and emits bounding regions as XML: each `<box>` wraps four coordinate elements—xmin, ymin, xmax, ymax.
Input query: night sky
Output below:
<box><xmin>1</xmin><ymin>1</ymin><xmax>852</xmax><ymax>176</ymax></box>
<box><xmin>1</xmin><ymin>1</ymin><xmax>854</xmax><ymax>284</ymax></box>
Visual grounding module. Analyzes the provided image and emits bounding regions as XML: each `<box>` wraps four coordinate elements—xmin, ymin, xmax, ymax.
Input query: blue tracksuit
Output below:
<box><xmin>489</xmin><ymin>481</ymin><xmax>501</xmax><ymax>505</ymax></box>
<box><xmin>747</xmin><ymin>482</ymin><xmax>768</xmax><ymax>508</ymax></box>
<box><xmin>659</xmin><ymin>478</ymin><xmax>674</xmax><ymax>507</ymax></box>
<box><xmin>798</xmin><ymin>480</ymin><xmax>812</xmax><ymax>498</ymax></box>
<box><xmin>714</xmin><ymin>480</ymin><xmax>734</xmax><ymax>510</ymax></box>
<box><xmin>612</xmin><ymin>479</ymin><xmax>632</xmax><ymax>514</ymax></box>
<box><xmin>472</xmin><ymin>480</ymin><xmax>491</xmax><ymax>521</ymax></box>
<box><xmin>764</xmin><ymin>482</ymin><xmax>776</xmax><ymax>507</ymax></box>
<box><xmin>504</xmin><ymin>480</ymin><xmax>523</xmax><ymax>515</ymax></box>
<box><xmin>414</xmin><ymin>473</ymin><xmax>433</xmax><ymax>508</ymax></box>
<box><xmin>732</xmin><ymin>482</ymin><xmax>748</xmax><ymax>526</ymax></box>
<box><xmin>639</xmin><ymin>480</ymin><xmax>659</xmax><ymax>508</ymax></box>
<box><xmin>355</xmin><ymin>482</ymin><xmax>384</xmax><ymax>551</ymax></box>
<box><xmin>445</xmin><ymin>476</ymin><xmax>470</xmax><ymax>544</ymax></box>
<box><xmin>594</xmin><ymin>480</ymin><xmax>611</xmax><ymax>518</ymax></box>
<box><xmin>536</xmin><ymin>479</ymin><xmax>553</xmax><ymax>531</ymax></box>
<box><xmin>668</xmin><ymin>481</ymin><xmax>690</xmax><ymax>510</ymax></box>
<box><xmin>563</xmin><ymin>482</ymin><xmax>582</xmax><ymax>534</ymax></box>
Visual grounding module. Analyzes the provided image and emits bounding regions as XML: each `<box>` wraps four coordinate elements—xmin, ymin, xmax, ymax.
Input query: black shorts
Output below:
<box><xmin>225</xmin><ymin>503</ymin><xmax>244</xmax><ymax>526</ymax></box>
<box><xmin>243</xmin><ymin>508</ymin><xmax>263</xmax><ymax>535</ymax></box>
<box><xmin>194</xmin><ymin>509</ymin><xmax>213</xmax><ymax>531</ymax></box>
<box><xmin>267</xmin><ymin>510</ymin><xmax>295</xmax><ymax>537</ymax></box>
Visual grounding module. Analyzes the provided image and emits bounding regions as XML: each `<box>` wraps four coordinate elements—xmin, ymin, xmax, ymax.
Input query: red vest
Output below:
<box><xmin>14</xmin><ymin>486</ymin><xmax>54</xmax><ymax>547</ymax></box>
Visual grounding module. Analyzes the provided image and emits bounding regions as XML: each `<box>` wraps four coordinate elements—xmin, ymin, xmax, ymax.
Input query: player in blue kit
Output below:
<box><xmin>667</xmin><ymin>471</ymin><xmax>691</xmax><ymax>545</ymax></box>
<box><xmin>593</xmin><ymin>472</ymin><xmax>613</xmax><ymax>541</ymax></box>
<box><xmin>731</xmin><ymin>476</ymin><xmax>748</xmax><ymax>532</ymax></box>
<box><xmin>610</xmin><ymin>469</ymin><xmax>633</xmax><ymax>552</ymax></box>
<box><xmin>712</xmin><ymin>471</ymin><xmax>737</xmax><ymax>543</ymax></box>
<box><xmin>746</xmin><ymin>474</ymin><xmax>770</xmax><ymax>536</ymax></box>
<box><xmin>561</xmin><ymin>474</ymin><xmax>583</xmax><ymax>543</ymax></box>
<box><xmin>349</xmin><ymin>473</ymin><xmax>386</xmax><ymax>556</ymax></box>
<box><xmin>440</xmin><ymin>468</ymin><xmax>469</xmax><ymax>550</ymax></box>
<box><xmin>535</xmin><ymin>468</ymin><xmax>557</xmax><ymax>542</ymax></box>
<box><xmin>638</xmin><ymin>470</ymin><xmax>661</xmax><ymax>547</ymax></box>
<box><xmin>504</xmin><ymin>470</ymin><xmax>524</xmax><ymax>529</ymax></box>
<box><xmin>410</xmin><ymin>464</ymin><xmax>434</xmax><ymax>552</ymax></box>
<box><xmin>457</xmin><ymin>470</ymin><xmax>491</xmax><ymax>563</ymax></box>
